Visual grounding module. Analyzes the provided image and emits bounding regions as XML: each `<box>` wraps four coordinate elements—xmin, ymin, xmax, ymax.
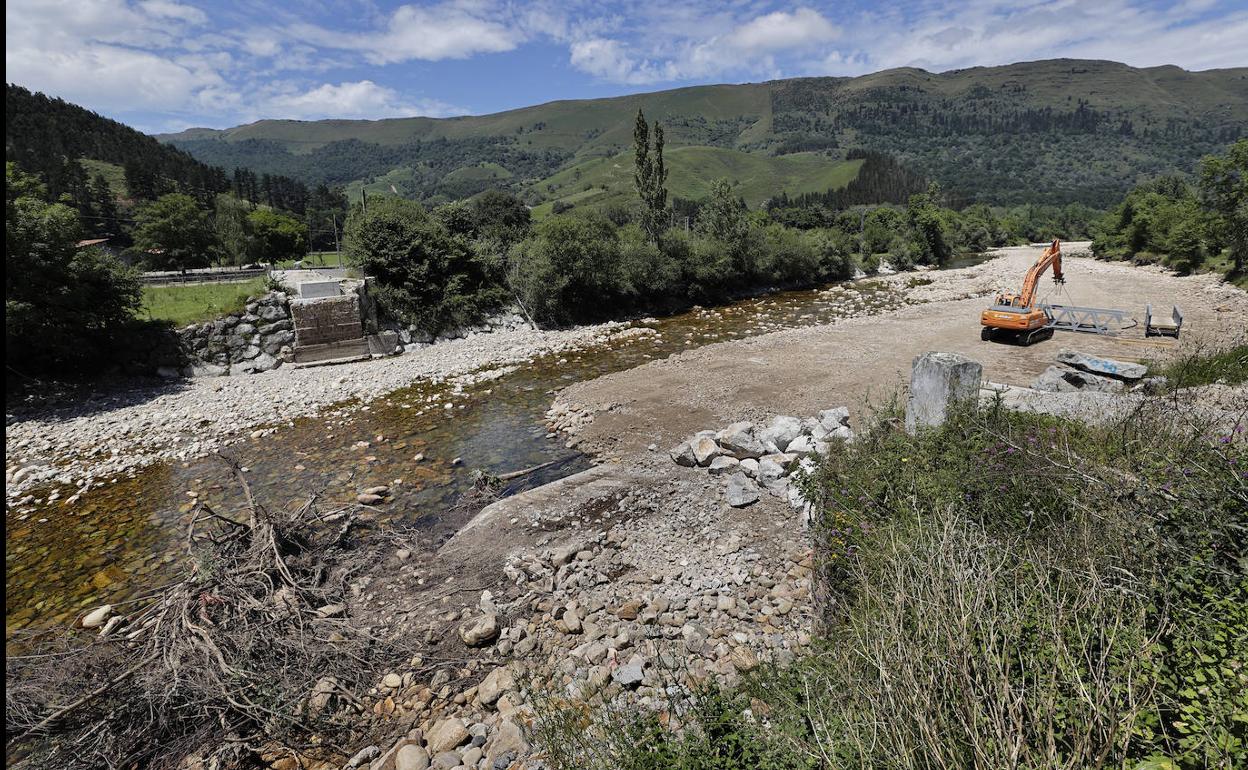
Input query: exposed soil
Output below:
<box><xmin>553</xmin><ymin>244</ymin><xmax>1248</xmax><ymax>459</ymax></box>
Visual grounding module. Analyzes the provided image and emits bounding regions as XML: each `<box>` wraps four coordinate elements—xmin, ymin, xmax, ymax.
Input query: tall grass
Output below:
<box><xmin>531</xmin><ymin>391</ymin><xmax>1247</xmax><ymax>770</ymax></box>
<box><xmin>138</xmin><ymin>278</ymin><xmax>269</xmax><ymax>326</ymax></box>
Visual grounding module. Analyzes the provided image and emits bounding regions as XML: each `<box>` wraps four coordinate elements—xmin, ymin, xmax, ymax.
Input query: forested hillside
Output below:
<box><xmin>5</xmin><ymin>85</ymin><xmax>331</xmax><ymax>235</ymax></box>
<box><xmin>161</xmin><ymin>60</ymin><xmax>1247</xmax><ymax>208</ymax></box>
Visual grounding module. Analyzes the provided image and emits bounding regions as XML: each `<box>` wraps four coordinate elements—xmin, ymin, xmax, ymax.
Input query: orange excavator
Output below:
<box><xmin>980</xmin><ymin>239</ymin><xmax>1063</xmax><ymax>345</ymax></box>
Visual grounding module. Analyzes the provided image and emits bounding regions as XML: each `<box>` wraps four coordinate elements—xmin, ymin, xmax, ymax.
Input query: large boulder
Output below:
<box><xmin>759</xmin><ymin>416</ymin><xmax>803</xmax><ymax>453</ymax></box>
<box><xmin>1056</xmin><ymin>350</ymin><xmax>1147</xmax><ymax>381</ymax></box>
<box><xmin>724</xmin><ymin>472</ymin><xmax>760</xmax><ymax>507</ymax></box>
<box><xmin>905</xmin><ymin>352</ymin><xmax>983</xmax><ymax>434</ymax></box>
<box><xmin>691</xmin><ymin>435</ymin><xmax>724</xmax><ymax>466</ymax></box>
<box><xmin>715</xmin><ymin>422</ymin><xmax>767</xmax><ymax>459</ymax></box>
<box><xmin>1032</xmin><ymin>366</ymin><xmax>1125</xmax><ymax>394</ymax></box>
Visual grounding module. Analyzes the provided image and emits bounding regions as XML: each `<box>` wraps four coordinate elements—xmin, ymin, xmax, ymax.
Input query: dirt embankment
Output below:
<box><xmin>552</xmin><ymin>245</ymin><xmax>1248</xmax><ymax>459</ymax></box>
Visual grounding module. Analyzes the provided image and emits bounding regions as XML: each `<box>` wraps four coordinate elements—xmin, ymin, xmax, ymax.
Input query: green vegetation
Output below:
<box><xmin>160</xmin><ymin>60</ymin><xmax>1248</xmax><ymax>208</ymax></box>
<box><xmin>342</xmin><ymin>197</ymin><xmax>509</xmax><ymax>332</ymax></box>
<box><xmin>6</xmin><ymin>84</ymin><xmax>349</xmax><ymax>266</ymax></box>
<box><xmin>5</xmin><ymin>162</ymin><xmax>143</xmax><ymax>378</ymax></box>
<box><xmin>534</xmin><ymin>397</ymin><xmax>1247</xmax><ymax>770</ymax></box>
<box><xmin>138</xmin><ymin>278</ymin><xmax>270</xmax><ymax>326</ymax></box>
<box><xmin>1093</xmin><ymin>140</ymin><xmax>1247</xmax><ymax>282</ymax></box>
<box><xmin>531</xmin><ymin>147</ymin><xmax>865</xmax><ymax>217</ymax></box>
<box><xmin>1154</xmin><ymin>342</ymin><xmax>1248</xmax><ymax>389</ymax></box>
<box><xmin>633</xmin><ymin>110</ymin><xmax>669</xmax><ymax>242</ymax></box>
<box><xmin>133</xmin><ymin>193</ymin><xmax>219</xmax><ymax>271</ymax></box>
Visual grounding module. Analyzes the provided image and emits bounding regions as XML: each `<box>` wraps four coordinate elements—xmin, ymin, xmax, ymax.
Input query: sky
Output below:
<box><xmin>6</xmin><ymin>0</ymin><xmax>1248</xmax><ymax>134</ymax></box>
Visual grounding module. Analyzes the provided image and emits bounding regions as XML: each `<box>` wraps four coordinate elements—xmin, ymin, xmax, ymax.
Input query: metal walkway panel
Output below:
<box><xmin>1040</xmin><ymin>304</ymin><xmax>1131</xmax><ymax>336</ymax></box>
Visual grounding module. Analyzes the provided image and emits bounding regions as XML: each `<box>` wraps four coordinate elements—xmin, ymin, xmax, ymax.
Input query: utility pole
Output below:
<box><xmin>331</xmin><ymin>214</ymin><xmax>341</xmax><ymax>266</ymax></box>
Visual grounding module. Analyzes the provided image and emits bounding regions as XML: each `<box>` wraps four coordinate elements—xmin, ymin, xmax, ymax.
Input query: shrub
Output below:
<box><xmin>343</xmin><ymin>196</ymin><xmax>506</xmax><ymax>332</ymax></box>
<box><xmin>507</xmin><ymin>212</ymin><xmax>621</xmax><ymax>325</ymax></box>
<box><xmin>6</xmin><ymin>163</ymin><xmax>143</xmax><ymax>378</ymax></box>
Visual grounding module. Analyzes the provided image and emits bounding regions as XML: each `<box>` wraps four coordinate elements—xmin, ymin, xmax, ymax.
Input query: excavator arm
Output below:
<box><xmin>1018</xmin><ymin>239</ymin><xmax>1063</xmax><ymax>308</ymax></box>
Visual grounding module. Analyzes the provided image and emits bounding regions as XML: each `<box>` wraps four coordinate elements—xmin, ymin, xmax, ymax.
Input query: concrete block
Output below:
<box><xmin>905</xmin><ymin>352</ymin><xmax>983</xmax><ymax>434</ymax></box>
<box><xmin>299</xmin><ymin>280</ymin><xmax>342</xmax><ymax>299</ymax></box>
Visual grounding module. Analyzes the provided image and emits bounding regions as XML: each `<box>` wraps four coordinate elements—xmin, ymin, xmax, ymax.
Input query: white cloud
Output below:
<box><xmin>292</xmin><ymin>2</ymin><xmax>524</xmax><ymax>65</ymax></box>
<box><xmin>724</xmin><ymin>8</ymin><xmax>839</xmax><ymax>52</ymax></box>
<box><xmin>568</xmin><ymin>6</ymin><xmax>841</xmax><ymax>83</ymax></box>
<box><xmin>258</xmin><ymin>80</ymin><xmax>465</xmax><ymax>120</ymax></box>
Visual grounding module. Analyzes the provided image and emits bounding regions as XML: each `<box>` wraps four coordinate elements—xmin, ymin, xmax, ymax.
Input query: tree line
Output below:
<box><xmin>5</xmin><ymin>84</ymin><xmax>348</xmax><ymax>260</ymax></box>
<box><xmin>1092</xmin><ymin>139</ymin><xmax>1247</xmax><ymax>277</ymax></box>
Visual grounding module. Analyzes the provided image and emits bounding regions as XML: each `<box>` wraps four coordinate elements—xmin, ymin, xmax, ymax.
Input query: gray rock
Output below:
<box><xmin>691</xmin><ymin>435</ymin><xmax>723</xmax><ymax>466</ymax></box>
<box><xmin>262</xmin><ymin>329</ymin><xmax>295</xmax><ymax>354</ymax></box>
<box><xmin>669</xmin><ymin>441</ymin><xmax>697</xmax><ymax>467</ymax></box>
<box><xmin>1032</xmin><ymin>365</ymin><xmax>1126</xmax><ymax>394</ymax></box>
<box><xmin>394</xmin><ymin>744</ymin><xmax>431</xmax><ymax>770</ymax></box>
<box><xmin>724</xmin><ymin>472</ymin><xmax>760</xmax><ymax>508</ymax></box>
<box><xmin>739</xmin><ymin>458</ymin><xmax>760</xmax><ymax>478</ymax></box>
<box><xmin>786</xmin><ymin>435</ymin><xmax>816</xmax><ymax>455</ymax></box>
<box><xmin>426</xmin><ymin>718</ymin><xmax>470</xmax><ymax>754</ymax></box>
<box><xmin>818</xmin><ymin>407</ymin><xmax>850</xmax><ymax>431</ymax></box>
<box><xmin>155</xmin><ymin>366</ymin><xmax>180</xmax><ymax>380</ymax></box>
<box><xmin>258</xmin><ymin>305</ymin><xmax>287</xmax><ymax>322</ymax></box>
<box><xmin>1031</xmin><ymin>366</ymin><xmax>1081</xmax><ymax>393</ymax></box>
<box><xmin>1056</xmin><ymin>349</ymin><xmax>1147</xmax><ymax>381</ymax></box>
<box><xmin>234</xmin><ymin>323</ymin><xmax>257</xmax><ymax>337</ymax></box>
<box><xmin>251</xmin><ymin>353</ymin><xmax>280</xmax><ymax>372</ymax></box>
<box><xmin>239</xmin><ymin>345</ymin><xmax>261</xmax><ymax>360</ymax></box>
<box><xmin>485</xmin><ymin>720</ymin><xmax>526</xmax><ymax>769</ymax></box>
<box><xmin>257</xmin><ymin>319</ymin><xmax>293</xmax><ymax>335</ymax></box>
<box><xmin>347</xmin><ymin>745</ymin><xmax>380</xmax><ymax>767</ymax></box>
<box><xmin>905</xmin><ymin>352</ymin><xmax>983</xmax><ymax>434</ymax></box>
<box><xmin>458</xmin><ymin>614</ymin><xmax>499</xmax><ymax>647</ymax></box>
<box><xmin>758</xmin><ymin>453</ymin><xmax>796</xmax><ymax>481</ymax></box>
<box><xmin>611</xmin><ymin>656</ymin><xmax>645</xmax><ymax>688</ymax></box>
<box><xmin>707</xmin><ymin>456</ymin><xmax>740</xmax><ymax>475</ymax></box>
<box><xmin>759</xmin><ymin>416</ymin><xmax>802</xmax><ymax>453</ymax></box>
<box><xmin>478</xmin><ymin>666</ymin><xmax>514</xmax><ymax>706</ymax></box>
<box><xmin>430</xmin><ymin>752</ymin><xmax>461</xmax><ymax>770</ymax></box>
<box><xmin>716</xmin><ymin>422</ymin><xmax>766</xmax><ymax>459</ymax></box>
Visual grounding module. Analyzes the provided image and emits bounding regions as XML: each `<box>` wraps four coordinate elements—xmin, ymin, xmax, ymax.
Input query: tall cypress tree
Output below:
<box><xmin>633</xmin><ymin>109</ymin><xmax>668</xmax><ymax>242</ymax></box>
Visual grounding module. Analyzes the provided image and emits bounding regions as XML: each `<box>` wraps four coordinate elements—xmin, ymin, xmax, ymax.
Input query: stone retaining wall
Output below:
<box><xmin>174</xmin><ymin>292</ymin><xmax>294</xmax><ymax>377</ymax></box>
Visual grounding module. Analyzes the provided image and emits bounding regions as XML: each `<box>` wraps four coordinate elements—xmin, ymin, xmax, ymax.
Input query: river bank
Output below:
<box><xmin>5</xmin><ymin>321</ymin><xmax>635</xmax><ymax>511</ymax></box>
<box><xmin>10</xmin><ymin>245</ymin><xmax>1246</xmax><ymax>769</ymax></box>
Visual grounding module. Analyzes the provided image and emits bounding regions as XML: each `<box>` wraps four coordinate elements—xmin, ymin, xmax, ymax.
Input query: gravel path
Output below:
<box><xmin>5</xmin><ymin>321</ymin><xmax>634</xmax><ymax>507</ymax></box>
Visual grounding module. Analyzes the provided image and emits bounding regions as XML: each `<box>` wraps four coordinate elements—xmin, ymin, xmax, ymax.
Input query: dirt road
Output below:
<box><xmin>555</xmin><ymin>244</ymin><xmax>1248</xmax><ymax>458</ymax></box>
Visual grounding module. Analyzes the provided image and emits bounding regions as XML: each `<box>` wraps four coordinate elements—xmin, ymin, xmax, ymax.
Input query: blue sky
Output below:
<box><xmin>7</xmin><ymin>0</ymin><xmax>1248</xmax><ymax>134</ymax></box>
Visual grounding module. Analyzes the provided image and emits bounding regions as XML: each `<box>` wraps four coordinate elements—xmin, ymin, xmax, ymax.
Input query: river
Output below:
<box><xmin>5</xmin><ymin>272</ymin><xmax>954</xmax><ymax>640</ymax></box>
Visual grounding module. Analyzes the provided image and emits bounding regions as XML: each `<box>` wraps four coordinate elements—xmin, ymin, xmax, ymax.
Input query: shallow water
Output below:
<box><xmin>6</xmin><ymin>271</ymin><xmax>967</xmax><ymax>639</ymax></box>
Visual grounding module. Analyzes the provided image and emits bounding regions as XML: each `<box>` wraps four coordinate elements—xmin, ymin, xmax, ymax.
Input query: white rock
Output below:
<box><xmin>707</xmin><ymin>456</ymin><xmax>740</xmax><ymax>475</ymax></box>
<box><xmin>81</xmin><ymin>605</ymin><xmax>112</xmax><ymax>628</ymax></box>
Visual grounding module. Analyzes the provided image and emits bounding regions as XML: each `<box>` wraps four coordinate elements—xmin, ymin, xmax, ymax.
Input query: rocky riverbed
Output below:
<box><xmin>5</xmin><ymin>321</ymin><xmax>638</xmax><ymax>512</ymax></box>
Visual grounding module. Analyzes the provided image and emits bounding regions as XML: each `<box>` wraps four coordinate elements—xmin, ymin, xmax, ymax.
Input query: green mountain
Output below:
<box><xmin>160</xmin><ymin>59</ymin><xmax>1248</xmax><ymax>208</ymax></box>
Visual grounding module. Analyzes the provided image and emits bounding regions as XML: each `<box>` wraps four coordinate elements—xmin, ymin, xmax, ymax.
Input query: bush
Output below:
<box><xmin>507</xmin><ymin>212</ymin><xmax>621</xmax><ymax>325</ymax></box>
<box><xmin>6</xmin><ymin>163</ymin><xmax>143</xmax><ymax>378</ymax></box>
<box><xmin>343</xmin><ymin>196</ymin><xmax>506</xmax><ymax>332</ymax></box>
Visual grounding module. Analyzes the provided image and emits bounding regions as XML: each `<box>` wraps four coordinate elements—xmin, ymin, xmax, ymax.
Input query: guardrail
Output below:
<box><xmin>140</xmin><ymin>267</ymin><xmax>270</xmax><ymax>286</ymax></box>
